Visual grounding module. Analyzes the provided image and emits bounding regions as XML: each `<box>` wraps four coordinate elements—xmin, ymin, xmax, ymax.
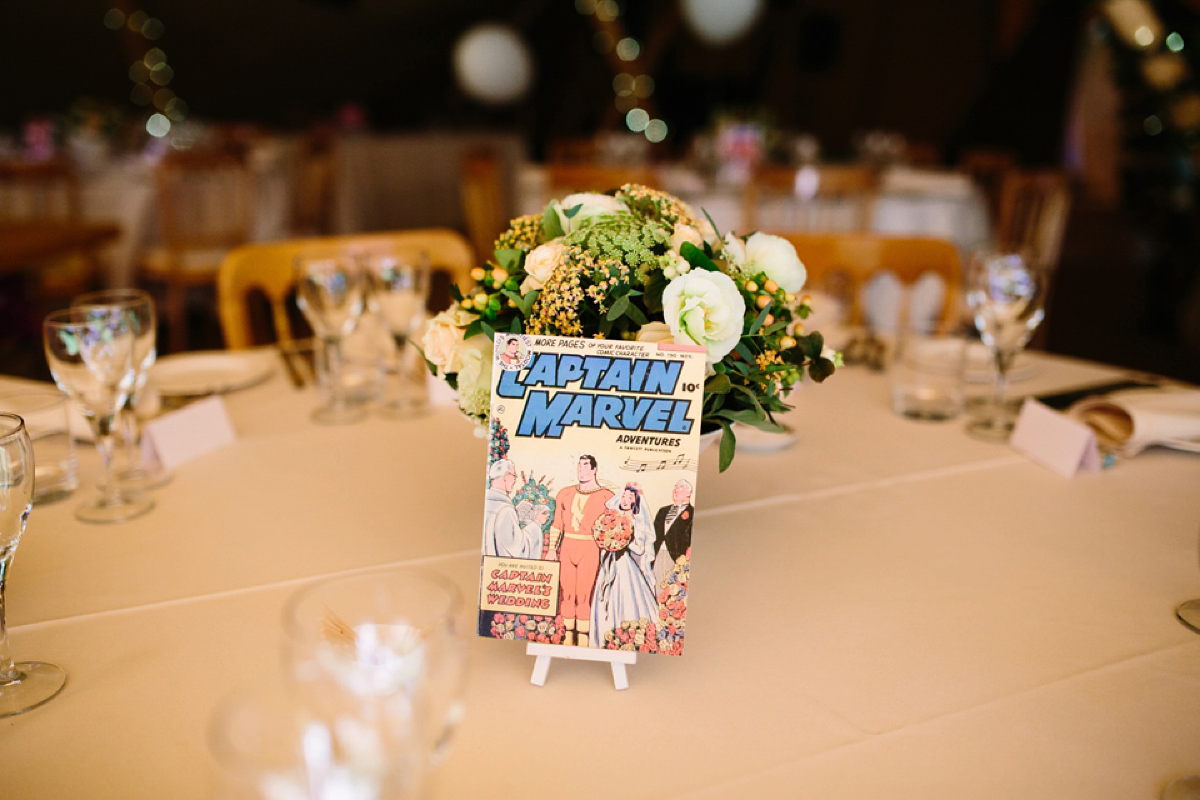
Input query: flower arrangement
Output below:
<box><xmin>486</xmin><ymin>417</ymin><xmax>510</xmax><ymax>467</ymax></box>
<box><xmin>488</xmin><ymin>612</ymin><xmax>566</xmax><ymax>644</ymax></box>
<box><xmin>422</xmin><ymin>185</ymin><xmax>838</xmax><ymax>470</ymax></box>
<box><xmin>592</xmin><ymin>509</ymin><xmax>634</xmax><ymax>552</ymax></box>
<box><xmin>510</xmin><ymin>471</ymin><xmax>555</xmax><ymax>534</ymax></box>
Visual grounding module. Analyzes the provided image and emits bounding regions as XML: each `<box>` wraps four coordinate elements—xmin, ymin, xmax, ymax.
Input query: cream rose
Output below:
<box><xmin>724</xmin><ymin>232</ymin><xmax>807</xmax><ymax>293</ymax></box>
<box><xmin>421</xmin><ymin>303</ymin><xmax>477</xmax><ymax>375</ymax></box>
<box><xmin>661</xmin><ymin>270</ymin><xmax>746</xmax><ymax>363</ymax></box>
<box><xmin>553</xmin><ymin>192</ymin><xmax>629</xmax><ymax>234</ymax></box>
<box><xmin>453</xmin><ymin>334</ymin><xmax>493</xmax><ymax>417</ymax></box>
<box><xmin>520</xmin><ymin>241</ymin><xmax>566</xmax><ymax>293</ymax></box>
<box><xmin>634</xmin><ymin>321</ymin><xmax>677</xmax><ymax>344</ymax></box>
<box><xmin>670</xmin><ymin>222</ymin><xmax>703</xmax><ymax>252</ymax></box>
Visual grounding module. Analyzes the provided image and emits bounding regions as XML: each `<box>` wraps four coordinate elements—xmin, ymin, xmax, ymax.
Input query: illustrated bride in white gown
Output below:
<box><xmin>591</xmin><ymin>483</ymin><xmax>658</xmax><ymax>647</ymax></box>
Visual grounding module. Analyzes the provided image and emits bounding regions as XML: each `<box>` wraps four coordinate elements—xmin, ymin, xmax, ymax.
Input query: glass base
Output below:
<box><xmin>1176</xmin><ymin>599</ymin><xmax>1200</xmax><ymax>634</ymax></box>
<box><xmin>965</xmin><ymin>413</ymin><xmax>1016</xmax><ymax>442</ymax></box>
<box><xmin>1163</xmin><ymin>775</ymin><xmax>1200</xmax><ymax>800</ymax></box>
<box><xmin>311</xmin><ymin>403</ymin><xmax>368</xmax><ymax>425</ymax></box>
<box><xmin>103</xmin><ymin>465</ymin><xmax>173</xmax><ymax>494</ymax></box>
<box><xmin>377</xmin><ymin>395</ymin><xmax>429</xmax><ymax>420</ymax></box>
<box><xmin>75</xmin><ymin>493</ymin><xmax>155</xmax><ymax>524</ymax></box>
<box><xmin>0</xmin><ymin>661</ymin><xmax>67</xmax><ymax>717</ymax></box>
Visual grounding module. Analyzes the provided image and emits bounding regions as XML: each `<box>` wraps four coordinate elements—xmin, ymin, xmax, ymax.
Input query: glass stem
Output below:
<box><xmin>94</xmin><ymin>412</ymin><xmax>122</xmax><ymax>508</ymax></box>
<box><xmin>323</xmin><ymin>336</ymin><xmax>347</xmax><ymax>413</ymax></box>
<box><xmin>121</xmin><ymin>399</ymin><xmax>140</xmax><ymax>474</ymax></box>
<box><xmin>392</xmin><ymin>333</ymin><xmax>409</xmax><ymax>400</ymax></box>
<box><xmin>991</xmin><ymin>350</ymin><xmax>1013</xmax><ymax>420</ymax></box>
<box><xmin>0</xmin><ymin>552</ymin><xmax>16</xmax><ymax>682</ymax></box>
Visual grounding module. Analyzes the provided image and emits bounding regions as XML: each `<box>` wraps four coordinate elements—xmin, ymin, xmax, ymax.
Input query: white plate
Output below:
<box><xmin>151</xmin><ymin>350</ymin><xmax>276</xmax><ymax>396</ymax></box>
<box><xmin>963</xmin><ymin>342</ymin><xmax>1038</xmax><ymax>384</ymax></box>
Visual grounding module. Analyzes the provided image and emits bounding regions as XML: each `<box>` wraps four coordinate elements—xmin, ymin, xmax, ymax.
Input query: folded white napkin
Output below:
<box><xmin>1072</xmin><ymin>388</ymin><xmax>1200</xmax><ymax>456</ymax></box>
<box><xmin>879</xmin><ymin>167</ymin><xmax>975</xmax><ymax>198</ymax></box>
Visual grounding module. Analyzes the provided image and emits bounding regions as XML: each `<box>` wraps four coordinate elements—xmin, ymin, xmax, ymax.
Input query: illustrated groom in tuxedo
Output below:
<box><xmin>653</xmin><ymin>479</ymin><xmax>694</xmax><ymax>570</ymax></box>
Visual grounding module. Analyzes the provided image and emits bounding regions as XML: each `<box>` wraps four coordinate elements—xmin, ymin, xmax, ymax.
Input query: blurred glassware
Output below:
<box><xmin>890</xmin><ymin>329</ymin><xmax>967</xmax><ymax>421</ymax></box>
<box><xmin>43</xmin><ymin>307</ymin><xmax>155</xmax><ymax>524</ymax></box>
<box><xmin>209</xmin><ymin>681</ymin><xmax>425</xmax><ymax>800</ymax></box>
<box><xmin>964</xmin><ymin>250</ymin><xmax>1046</xmax><ymax>442</ymax></box>
<box><xmin>282</xmin><ymin>567</ymin><xmax>467</xmax><ymax>767</ymax></box>
<box><xmin>364</xmin><ymin>248</ymin><xmax>430</xmax><ymax>419</ymax></box>
<box><xmin>295</xmin><ymin>251</ymin><xmax>368</xmax><ymax>425</ymax></box>
<box><xmin>0</xmin><ymin>413</ymin><xmax>67</xmax><ymax>717</ymax></box>
<box><xmin>0</xmin><ymin>390</ymin><xmax>78</xmax><ymax>505</ymax></box>
<box><xmin>72</xmin><ymin>289</ymin><xmax>170</xmax><ymax>493</ymax></box>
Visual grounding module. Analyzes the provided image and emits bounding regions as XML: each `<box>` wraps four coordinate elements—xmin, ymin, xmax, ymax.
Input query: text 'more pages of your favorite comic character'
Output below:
<box><xmin>478</xmin><ymin>333</ymin><xmax>706</xmax><ymax>655</ymax></box>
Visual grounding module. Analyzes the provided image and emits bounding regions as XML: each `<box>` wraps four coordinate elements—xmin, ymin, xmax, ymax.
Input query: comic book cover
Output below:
<box><xmin>477</xmin><ymin>333</ymin><xmax>707</xmax><ymax>655</ymax></box>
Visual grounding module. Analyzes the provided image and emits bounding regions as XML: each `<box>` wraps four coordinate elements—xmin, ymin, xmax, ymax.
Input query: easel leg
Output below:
<box><xmin>530</xmin><ymin>654</ymin><xmax>552</xmax><ymax>686</ymax></box>
<box><xmin>610</xmin><ymin>662</ymin><xmax>628</xmax><ymax>691</ymax></box>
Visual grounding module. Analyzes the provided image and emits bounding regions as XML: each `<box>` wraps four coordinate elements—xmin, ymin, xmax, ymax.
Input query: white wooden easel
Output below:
<box><xmin>526</xmin><ymin>643</ymin><xmax>637</xmax><ymax>690</ymax></box>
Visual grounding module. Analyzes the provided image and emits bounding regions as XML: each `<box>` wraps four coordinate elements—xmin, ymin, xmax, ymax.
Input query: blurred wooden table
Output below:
<box><xmin>0</xmin><ymin>221</ymin><xmax>122</xmax><ymax>274</ymax></box>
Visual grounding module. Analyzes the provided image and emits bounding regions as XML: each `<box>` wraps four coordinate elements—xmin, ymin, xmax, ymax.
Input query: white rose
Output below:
<box><xmin>661</xmin><ymin>270</ymin><xmax>746</xmax><ymax>363</ymax></box>
<box><xmin>553</xmin><ymin>192</ymin><xmax>629</xmax><ymax>233</ymax></box>
<box><xmin>741</xmin><ymin>232</ymin><xmax>807</xmax><ymax>293</ymax></box>
<box><xmin>695</xmin><ymin>216</ymin><xmax>720</xmax><ymax>246</ymax></box>
<box><xmin>453</xmin><ymin>334</ymin><xmax>494</xmax><ymax>417</ymax></box>
<box><xmin>421</xmin><ymin>303</ymin><xmax>477</xmax><ymax>375</ymax></box>
<box><xmin>722</xmin><ymin>232</ymin><xmax>748</xmax><ymax>269</ymax></box>
<box><xmin>520</xmin><ymin>241</ymin><xmax>566</xmax><ymax>292</ymax></box>
<box><xmin>634</xmin><ymin>321</ymin><xmax>676</xmax><ymax>344</ymax></box>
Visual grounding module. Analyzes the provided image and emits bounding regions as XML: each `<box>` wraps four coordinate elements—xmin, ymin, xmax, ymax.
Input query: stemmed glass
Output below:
<box><xmin>72</xmin><ymin>289</ymin><xmax>170</xmax><ymax>492</ymax></box>
<box><xmin>296</xmin><ymin>252</ymin><xmax>368</xmax><ymax>425</ymax></box>
<box><xmin>282</xmin><ymin>567</ymin><xmax>467</xmax><ymax>767</ymax></box>
<box><xmin>964</xmin><ymin>250</ymin><xmax>1046</xmax><ymax>441</ymax></box>
<box><xmin>1163</xmin><ymin>526</ymin><xmax>1200</xmax><ymax>798</ymax></box>
<box><xmin>365</xmin><ymin>247</ymin><xmax>430</xmax><ymax>418</ymax></box>
<box><xmin>43</xmin><ymin>307</ymin><xmax>155</xmax><ymax>524</ymax></box>
<box><xmin>0</xmin><ymin>413</ymin><xmax>67</xmax><ymax>716</ymax></box>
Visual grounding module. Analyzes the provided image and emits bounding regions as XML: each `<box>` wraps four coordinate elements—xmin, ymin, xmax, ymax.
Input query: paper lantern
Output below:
<box><xmin>453</xmin><ymin>24</ymin><xmax>533</xmax><ymax>105</ymax></box>
<box><xmin>681</xmin><ymin>0</ymin><xmax>764</xmax><ymax>46</ymax></box>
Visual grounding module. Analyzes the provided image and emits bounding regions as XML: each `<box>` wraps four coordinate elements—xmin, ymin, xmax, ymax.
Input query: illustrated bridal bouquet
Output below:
<box><xmin>421</xmin><ymin>184</ymin><xmax>838</xmax><ymax>470</ymax></box>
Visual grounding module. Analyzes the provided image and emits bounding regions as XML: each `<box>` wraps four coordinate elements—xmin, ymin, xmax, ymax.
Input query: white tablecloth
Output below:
<box><xmin>1</xmin><ymin>353</ymin><xmax>1198</xmax><ymax>798</ymax></box>
<box><xmin>518</xmin><ymin>165</ymin><xmax>992</xmax><ymax>254</ymax></box>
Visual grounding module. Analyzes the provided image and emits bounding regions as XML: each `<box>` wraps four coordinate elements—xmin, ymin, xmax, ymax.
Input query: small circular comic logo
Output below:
<box><xmin>494</xmin><ymin>333</ymin><xmax>532</xmax><ymax>371</ymax></box>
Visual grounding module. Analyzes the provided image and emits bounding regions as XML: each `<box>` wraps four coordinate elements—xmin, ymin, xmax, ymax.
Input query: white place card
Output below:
<box><xmin>143</xmin><ymin>396</ymin><xmax>237</xmax><ymax>471</ymax></box>
<box><xmin>1009</xmin><ymin>398</ymin><xmax>1101</xmax><ymax>478</ymax></box>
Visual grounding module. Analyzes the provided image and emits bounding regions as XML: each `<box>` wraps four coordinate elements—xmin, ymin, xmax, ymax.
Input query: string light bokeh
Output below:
<box><xmin>103</xmin><ymin>5</ymin><xmax>187</xmax><ymax>138</ymax></box>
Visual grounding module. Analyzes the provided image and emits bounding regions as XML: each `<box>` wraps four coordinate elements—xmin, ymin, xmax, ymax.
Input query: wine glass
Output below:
<box><xmin>43</xmin><ymin>307</ymin><xmax>155</xmax><ymax>524</ymax></box>
<box><xmin>295</xmin><ymin>251</ymin><xmax>368</xmax><ymax>425</ymax></box>
<box><xmin>365</xmin><ymin>247</ymin><xmax>430</xmax><ymax>418</ymax></box>
<box><xmin>1163</xmin><ymin>529</ymin><xmax>1200</xmax><ymax>797</ymax></box>
<box><xmin>281</xmin><ymin>567</ymin><xmax>467</xmax><ymax>767</ymax></box>
<box><xmin>72</xmin><ymin>289</ymin><xmax>170</xmax><ymax>493</ymax></box>
<box><xmin>964</xmin><ymin>250</ymin><xmax>1046</xmax><ymax>441</ymax></box>
<box><xmin>0</xmin><ymin>413</ymin><xmax>67</xmax><ymax>717</ymax></box>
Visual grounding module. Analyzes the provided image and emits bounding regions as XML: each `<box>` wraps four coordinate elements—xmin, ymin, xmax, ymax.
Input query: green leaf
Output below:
<box><xmin>763</xmin><ymin>318</ymin><xmax>790</xmax><ymax>335</ymax></box>
<box><xmin>704</xmin><ymin>373</ymin><xmax>732</xmax><ymax>394</ymax></box>
<box><xmin>501</xmin><ymin>289</ymin><xmax>524</xmax><ymax>310</ymax></box>
<box><xmin>606</xmin><ymin>294</ymin><xmax>631</xmax><ymax>321</ymax></box>
<box><xmin>509</xmin><ymin>317</ymin><xmax>523</xmax><ymax>333</ymax></box>
<box><xmin>449</xmin><ymin>283</ymin><xmax>464</xmax><ymax>302</ymax></box>
<box><xmin>494</xmin><ymin>249</ymin><xmax>522</xmax><ymax>270</ymax></box>
<box><xmin>462</xmin><ymin>319</ymin><xmax>484</xmax><ymax>341</ymax></box>
<box><xmin>735</xmin><ymin>342</ymin><xmax>755</xmax><ymax>362</ymax></box>
<box><xmin>730</xmin><ymin>359</ymin><xmax>750</xmax><ymax>376</ymax></box>
<box><xmin>714</xmin><ymin>408</ymin><xmax>786</xmax><ymax>432</ymax></box>
<box><xmin>644</xmin><ymin>277</ymin><xmax>666</xmax><ymax>313</ymax></box>
<box><xmin>519</xmin><ymin>289</ymin><xmax>539</xmax><ymax>317</ymax></box>
<box><xmin>480</xmin><ymin>320</ymin><xmax>497</xmax><ymax>340</ymax></box>
<box><xmin>542</xmin><ymin>203</ymin><xmax>565</xmax><ymax>240</ymax></box>
<box><xmin>718</xmin><ymin>421</ymin><xmax>736</xmax><ymax>472</ymax></box>
<box><xmin>625</xmin><ymin>302</ymin><xmax>649</xmax><ymax>326</ymax></box>
<box><xmin>797</xmin><ymin>331</ymin><xmax>825</xmax><ymax>360</ymax></box>
<box><xmin>562</xmin><ymin>203</ymin><xmax>583</xmax><ymax>219</ymax></box>
<box><xmin>703</xmin><ymin>208</ymin><xmax>723</xmax><ymax>241</ymax></box>
<box><xmin>808</xmin><ymin>357</ymin><xmax>836</xmax><ymax>383</ymax></box>
<box><xmin>747</xmin><ymin>303</ymin><xmax>770</xmax><ymax>334</ymax></box>
<box><xmin>680</xmin><ymin>241</ymin><xmax>719</xmax><ymax>272</ymax></box>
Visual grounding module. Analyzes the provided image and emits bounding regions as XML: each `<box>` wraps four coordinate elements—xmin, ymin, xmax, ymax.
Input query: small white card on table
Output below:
<box><xmin>143</xmin><ymin>396</ymin><xmax>237</xmax><ymax>471</ymax></box>
<box><xmin>1009</xmin><ymin>398</ymin><xmax>1101</xmax><ymax>478</ymax></box>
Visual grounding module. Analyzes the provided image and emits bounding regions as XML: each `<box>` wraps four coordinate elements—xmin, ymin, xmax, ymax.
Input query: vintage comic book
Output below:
<box><xmin>477</xmin><ymin>333</ymin><xmax>707</xmax><ymax>655</ymax></box>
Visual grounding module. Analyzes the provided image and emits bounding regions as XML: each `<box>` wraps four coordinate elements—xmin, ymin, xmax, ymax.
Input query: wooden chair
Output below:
<box><xmin>140</xmin><ymin>147</ymin><xmax>254</xmax><ymax>352</ymax></box>
<box><xmin>290</xmin><ymin>129</ymin><xmax>338</xmax><ymax>237</ymax></box>
<box><xmin>217</xmin><ymin>229</ymin><xmax>474</xmax><ymax>349</ymax></box>
<box><xmin>958</xmin><ymin>147</ymin><xmax>1018</xmax><ymax>223</ymax></box>
<box><xmin>0</xmin><ymin>157</ymin><xmax>101</xmax><ymax>294</ymax></box>
<box><xmin>994</xmin><ymin>169</ymin><xmax>1071</xmax><ymax>271</ymax></box>
<box><xmin>746</xmin><ymin>165</ymin><xmax>879</xmax><ymax>233</ymax></box>
<box><xmin>774</xmin><ymin>232</ymin><xmax>962</xmax><ymax>333</ymax></box>
<box><xmin>460</xmin><ymin>149</ymin><xmax>509</xmax><ymax>262</ymax></box>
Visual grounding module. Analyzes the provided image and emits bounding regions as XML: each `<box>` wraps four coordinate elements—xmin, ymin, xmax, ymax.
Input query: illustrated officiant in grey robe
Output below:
<box><xmin>483</xmin><ymin>459</ymin><xmax>540</xmax><ymax>558</ymax></box>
